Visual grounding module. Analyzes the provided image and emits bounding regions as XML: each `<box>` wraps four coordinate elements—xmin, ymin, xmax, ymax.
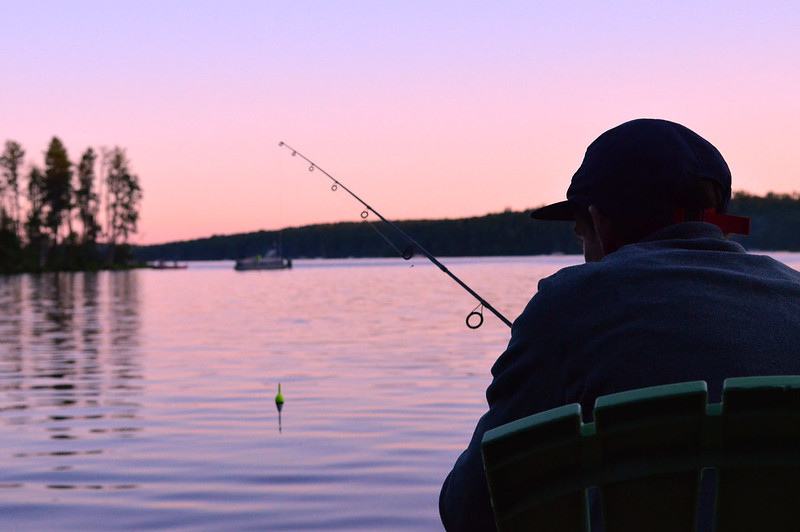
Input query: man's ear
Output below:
<box><xmin>588</xmin><ymin>205</ymin><xmax>622</xmax><ymax>256</ymax></box>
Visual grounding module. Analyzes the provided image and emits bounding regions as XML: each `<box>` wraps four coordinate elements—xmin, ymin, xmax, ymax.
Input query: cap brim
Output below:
<box><xmin>529</xmin><ymin>200</ymin><xmax>575</xmax><ymax>221</ymax></box>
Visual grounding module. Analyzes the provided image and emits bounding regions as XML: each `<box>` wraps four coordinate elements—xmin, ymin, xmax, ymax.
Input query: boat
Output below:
<box><xmin>150</xmin><ymin>260</ymin><xmax>188</xmax><ymax>269</ymax></box>
<box><xmin>234</xmin><ymin>251</ymin><xmax>292</xmax><ymax>271</ymax></box>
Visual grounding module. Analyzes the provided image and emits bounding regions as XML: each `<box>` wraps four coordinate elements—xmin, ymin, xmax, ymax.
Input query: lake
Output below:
<box><xmin>3</xmin><ymin>253</ymin><xmax>800</xmax><ymax>531</ymax></box>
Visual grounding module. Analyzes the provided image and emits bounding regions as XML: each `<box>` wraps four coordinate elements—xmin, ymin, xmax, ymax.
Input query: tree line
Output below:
<box><xmin>134</xmin><ymin>211</ymin><xmax>582</xmax><ymax>261</ymax></box>
<box><xmin>0</xmin><ymin>138</ymin><xmax>143</xmax><ymax>273</ymax></box>
<box><xmin>134</xmin><ymin>192</ymin><xmax>800</xmax><ymax>263</ymax></box>
<box><xmin>727</xmin><ymin>192</ymin><xmax>800</xmax><ymax>251</ymax></box>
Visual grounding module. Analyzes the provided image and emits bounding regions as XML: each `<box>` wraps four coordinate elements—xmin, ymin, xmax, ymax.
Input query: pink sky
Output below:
<box><xmin>2</xmin><ymin>1</ymin><xmax>799</xmax><ymax>245</ymax></box>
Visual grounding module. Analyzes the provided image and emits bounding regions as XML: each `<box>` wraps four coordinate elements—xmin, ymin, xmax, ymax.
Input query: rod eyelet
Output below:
<box><xmin>466</xmin><ymin>311</ymin><xmax>484</xmax><ymax>329</ymax></box>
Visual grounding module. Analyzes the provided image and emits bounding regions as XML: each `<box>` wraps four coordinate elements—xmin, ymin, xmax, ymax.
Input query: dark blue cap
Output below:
<box><xmin>530</xmin><ymin>119</ymin><xmax>734</xmax><ymax>226</ymax></box>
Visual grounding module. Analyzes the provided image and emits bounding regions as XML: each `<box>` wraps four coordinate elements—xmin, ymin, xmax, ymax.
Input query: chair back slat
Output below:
<box><xmin>594</xmin><ymin>382</ymin><xmax>707</xmax><ymax>532</ymax></box>
<box><xmin>482</xmin><ymin>404</ymin><xmax>589</xmax><ymax>532</ymax></box>
<box><xmin>714</xmin><ymin>376</ymin><xmax>800</xmax><ymax>531</ymax></box>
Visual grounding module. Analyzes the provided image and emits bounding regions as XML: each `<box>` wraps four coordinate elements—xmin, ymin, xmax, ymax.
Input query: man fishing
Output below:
<box><xmin>439</xmin><ymin>118</ymin><xmax>800</xmax><ymax>531</ymax></box>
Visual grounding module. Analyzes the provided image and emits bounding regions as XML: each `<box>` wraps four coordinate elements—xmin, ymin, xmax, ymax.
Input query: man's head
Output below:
<box><xmin>531</xmin><ymin>119</ymin><xmax>749</xmax><ymax>261</ymax></box>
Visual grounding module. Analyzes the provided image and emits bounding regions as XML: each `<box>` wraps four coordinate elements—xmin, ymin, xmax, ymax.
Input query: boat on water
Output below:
<box><xmin>150</xmin><ymin>260</ymin><xmax>188</xmax><ymax>269</ymax></box>
<box><xmin>234</xmin><ymin>252</ymin><xmax>292</xmax><ymax>271</ymax></box>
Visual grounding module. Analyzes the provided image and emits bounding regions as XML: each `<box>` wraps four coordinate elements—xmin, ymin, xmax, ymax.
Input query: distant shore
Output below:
<box><xmin>134</xmin><ymin>192</ymin><xmax>800</xmax><ymax>262</ymax></box>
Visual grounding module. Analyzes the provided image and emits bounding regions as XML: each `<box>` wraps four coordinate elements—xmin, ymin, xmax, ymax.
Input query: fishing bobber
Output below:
<box><xmin>275</xmin><ymin>383</ymin><xmax>285</xmax><ymax>412</ymax></box>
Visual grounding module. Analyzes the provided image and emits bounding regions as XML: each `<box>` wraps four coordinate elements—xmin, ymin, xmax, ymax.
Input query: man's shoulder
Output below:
<box><xmin>535</xmin><ymin>252</ymin><xmax>625</xmax><ymax>294</ymax></box>
<box><xmin>527</xmin><ymin>222</ymin><xmax>800</xmax><ymax>308</ymax></box>
<box><xmin>535</xmin><ymin>232</ymin><xmax>800</xmax><ymax>305</ymax></box>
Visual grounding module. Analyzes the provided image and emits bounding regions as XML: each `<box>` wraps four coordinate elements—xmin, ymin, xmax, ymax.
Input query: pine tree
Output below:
<box><xmin>43</xmin><ymin>137</ymin><xmax>73</xmax><ymax>244</ymax></box>
<box><xmin>105</xmin><ymin>147</ymin><xmax>142</xmax><ymax>263</ymax></box>
<box><xmin>0</xmin><ymin>140</ymin><xmax>25</xmax><ymax>237</ymax></box>
<box><xmin>75</xmin><ymin>147</ymin><xmax>101</xmax><ymax>245</ymax></box>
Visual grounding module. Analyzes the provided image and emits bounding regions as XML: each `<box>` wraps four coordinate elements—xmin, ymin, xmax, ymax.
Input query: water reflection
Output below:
<box><xmin>0</xmin><ymin>271</ymin><xmax>144</xmax><ymax>491</ymax></box>
<box><xmin>0</xmin><ymin>275</ymin><xmax>23</xmax><ymax>368</ymax></box>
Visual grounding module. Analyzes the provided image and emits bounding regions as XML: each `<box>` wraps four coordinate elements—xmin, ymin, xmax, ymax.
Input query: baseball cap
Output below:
<box><xmin>530</xmin><ymin>119</ymin><xmax>750</xmax><ymax>234</ymax></box>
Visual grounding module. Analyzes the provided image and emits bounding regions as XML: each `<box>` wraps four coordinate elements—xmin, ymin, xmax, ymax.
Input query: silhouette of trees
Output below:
<box><xmin>25</xmin><ymin>166</ymin><xmax>47</xmax><ymax>269</ymax></box>
<box><xmin>0</xmin><ymin>140</ymin><xmax>25</xmax><ymax>236</ymax></box>
<box><xmin>104</xmin><ymin>147</ymin><xmax>142</xmax><ymax>257</ymax></box>
<box><xmin>75</xmin><ymin>147</ymin><xmax>101</xmax><ymax>245</ymax></box>
<box><xmin>728</xmin><ymin>191</ymin><xmax>800</xmax><ymax>250</ymax></box>
<box><xmin>134</xmin><ymin>195</ymin><xmax>800</xmax><ymax>263</ymax></box>
<box><xmin>43</xmin><ymin>137</ymin><xmax>74</xmax><ymax>243</ymax></box>
<box><xmin>0</xmin><ymin>137</ymin><xmax>143</xmax><ymax>273</ymax></box>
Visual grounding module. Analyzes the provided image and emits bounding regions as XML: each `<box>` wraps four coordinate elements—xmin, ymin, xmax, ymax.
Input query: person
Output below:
<box><xmin>439</xmin><ymin>118</ymin><xmax>800</xmax><ymax>531</ymax></box>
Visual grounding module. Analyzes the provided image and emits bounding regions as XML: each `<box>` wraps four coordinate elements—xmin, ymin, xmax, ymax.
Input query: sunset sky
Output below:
<box><xmin>2</xmin><ymin>1</ymin><xmax>799</xmax><ymax>244</ymax></box>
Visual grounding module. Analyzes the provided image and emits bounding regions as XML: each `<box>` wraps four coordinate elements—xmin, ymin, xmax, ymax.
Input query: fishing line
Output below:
<box><xmin>363</xmin><ymin>217</ymin><xmax>407</xmax><ymax>257</ymax></box>
<box><xmin>278</xmin><ymin>141</ymin><xmax>512</xmax><ymax>329</ymax></box>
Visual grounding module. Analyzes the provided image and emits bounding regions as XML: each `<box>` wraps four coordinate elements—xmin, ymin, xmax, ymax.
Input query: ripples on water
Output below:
<box><xmin>3</xmin><ymin>254</ymin><xmax>797</xmax><ymax>531</ymax></box>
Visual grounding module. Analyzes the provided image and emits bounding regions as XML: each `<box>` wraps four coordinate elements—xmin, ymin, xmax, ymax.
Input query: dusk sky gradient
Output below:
<box><xmin>2</xmin><ymin>1</ymin><xmax>799</xmax><ymax>244</ymax></box>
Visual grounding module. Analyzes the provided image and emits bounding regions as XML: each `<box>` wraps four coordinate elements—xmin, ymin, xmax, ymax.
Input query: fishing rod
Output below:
<box><xmin>278</xmin><ymin>141</ymin><xmax>513</xmax><ymax>330</ymax></box>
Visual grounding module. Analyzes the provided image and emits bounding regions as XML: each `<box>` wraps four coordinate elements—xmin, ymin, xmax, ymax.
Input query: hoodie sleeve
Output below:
<box><xmin>439</xmin><ymin>279</ymin><xmax>571</xmax><ymax>531</ymax></box>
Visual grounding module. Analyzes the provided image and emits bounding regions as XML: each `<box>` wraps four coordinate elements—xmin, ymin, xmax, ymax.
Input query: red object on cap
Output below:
<box><xmin>673</xmin><ymin>208</ymin><xmax>751</xmax><ymax>235</ymax></box>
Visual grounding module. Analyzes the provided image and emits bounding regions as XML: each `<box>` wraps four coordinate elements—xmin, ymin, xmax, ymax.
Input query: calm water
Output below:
<box><xmin>3</xmin><ymin>253</ymin><xmax>799</xmax><ymax>531</ymax></box>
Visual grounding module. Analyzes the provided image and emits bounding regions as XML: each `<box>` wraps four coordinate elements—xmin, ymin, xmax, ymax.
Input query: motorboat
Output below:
<box><xmin>234</xmin><ymin>252</ymin><xmax>291</xmax><ymax>271</ymax></box>
<box><xmin>150</xmin><ymin>260</ymin><xmax>188</xmax><ymax>269</ymax></box>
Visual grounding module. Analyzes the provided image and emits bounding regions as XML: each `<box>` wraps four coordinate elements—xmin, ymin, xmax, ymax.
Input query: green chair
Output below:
<box><xmin>481</xmin><ymin>376</ymin><xmax>800</xmax><ymax>531</ymax></box>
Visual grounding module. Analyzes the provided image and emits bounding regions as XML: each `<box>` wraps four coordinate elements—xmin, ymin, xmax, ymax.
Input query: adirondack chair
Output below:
<box><xmin>481</xmin><ymin>376</ymin><xmax>800</xmax><ymax>532</ymax></box>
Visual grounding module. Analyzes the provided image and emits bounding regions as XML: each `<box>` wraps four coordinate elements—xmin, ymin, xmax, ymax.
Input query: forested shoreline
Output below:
<box><xmin>0</xmin><ymin>138</ymin><xmax>143</xmax><ymax>274</ymax></box>
<box><xmin>135</xmin><ymin>191</ymin><xmax>800</xmax><ymax>262</ymax></box>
